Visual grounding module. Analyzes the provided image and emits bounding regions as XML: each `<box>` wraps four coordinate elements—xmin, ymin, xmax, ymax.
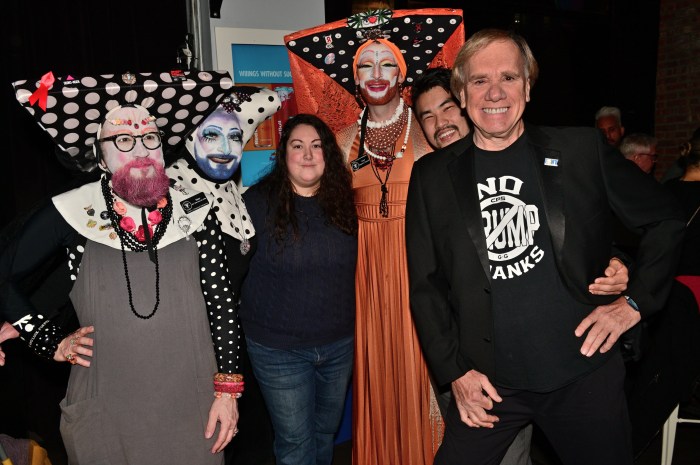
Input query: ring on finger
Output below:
<box><xmin>69</xmin><ymin>337</ymin><xmax>78</xmax><ymax>347</ymax></box>
<box><xmin>65</xmin><ymin>353</ymin><xmax>78</xmax><ymax>365</ymax></box>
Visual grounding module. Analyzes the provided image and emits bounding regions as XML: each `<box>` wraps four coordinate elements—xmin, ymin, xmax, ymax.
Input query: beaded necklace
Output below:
<box><xmin>360</xmin><ymin>100</ymin><xmax>411</xmax><ymax>162</ymax></box>
<box><xmin>100</xmin><ymin>176</ymin><xmax>173</xmax><ymax>319</ymax></box>
<box><xmin>357</xmin><ymin>106</ymin><xmax>412</xmax><ymax>218</ymax></box>
<box><xmin>363</xmin><ymin>108</ymin><xmax>411</xmax><ymax>163</ymax></box>
<box><xmin>362</xmin><ymin>98</ymin><xmax>405</xmax><ymax>129</ymax></box>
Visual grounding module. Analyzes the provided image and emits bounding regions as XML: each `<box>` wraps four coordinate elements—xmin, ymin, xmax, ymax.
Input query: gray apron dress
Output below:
<box><xmin>59</xmin><ymin>238</ymin><xmax>224</xmax><ymax>465</ymax></box>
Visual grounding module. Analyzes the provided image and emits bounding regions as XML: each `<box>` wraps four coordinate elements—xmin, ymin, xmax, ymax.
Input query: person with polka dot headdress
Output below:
<box><xmin>0</xmin><ymin>70</ymin><xmax>250</xmax><ymax>465</ymax></box>
<box><xmin>168</xmin><ymin>86</ymin><xmax>281</xmax><ymax>464</ymax></box>
<box><xmin>285</xmin><ymin>8</ymin><xmax>464</xmax><ymax>465</ymax></box>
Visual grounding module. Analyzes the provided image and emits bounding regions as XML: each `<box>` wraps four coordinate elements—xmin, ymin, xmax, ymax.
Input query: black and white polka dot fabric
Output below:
<box><xmin>193</xmin><ymin>212</ymin><xmax>242</xmax><ymax>373</ymax></box>
<box><xmin>12</xmin><ymin>70</ymin><xmax>234</xmax><ymax>172</ymax></box>
<box><xmin>168</xmin><ymin>159</ymin><xmax>255</xmax><ymax>244</ymax></box>
<box><xmin>16</xmin><ymin>314</ymin><xmax>64</xmax><ymax>359</ymax></box>
<box><xmin>67</xmin><ymin>241</ymin><xmax>86</xmax><ymax>282</ymax></box>
<box><xmin>15</xmin><ymin>237</ymin><xmax>87</xmax><ymax>359</ymax></box>
<box><xmin>285</xmin><ymin>8</ymin><xmax>463</xmax><ymax>95</ymax></box>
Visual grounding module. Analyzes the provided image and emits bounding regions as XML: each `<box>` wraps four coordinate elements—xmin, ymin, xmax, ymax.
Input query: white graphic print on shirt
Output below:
<box><xmin>477</xmin><ymin>175</ymin><xmax>544</xmax><ymax>280</ymax></box>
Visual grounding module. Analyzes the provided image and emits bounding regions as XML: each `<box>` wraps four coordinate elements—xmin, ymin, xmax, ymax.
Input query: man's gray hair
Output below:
<box><xmin>619</xmin><ymin>133</ymin><xmax>657</xmax><ymax>159</ymax></box>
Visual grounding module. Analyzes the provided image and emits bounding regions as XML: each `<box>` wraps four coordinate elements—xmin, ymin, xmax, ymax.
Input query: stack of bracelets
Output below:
<box><xmin>214</xmin><ymin>373</ymin><xmax>245</xmax><ymax>399</ymax></box>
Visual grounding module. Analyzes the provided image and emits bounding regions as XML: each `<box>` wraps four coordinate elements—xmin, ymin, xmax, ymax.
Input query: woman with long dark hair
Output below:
<box><xmin>239</xmin><ymin>114</ymin><xmax>357</xmax><ymax>465</ymax></box>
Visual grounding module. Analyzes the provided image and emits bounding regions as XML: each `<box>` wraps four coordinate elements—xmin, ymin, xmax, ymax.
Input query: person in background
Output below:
<box><xmin>412</xmin><ymin>67</ymin><xmax>470</xmax><ymax>149</ymax></box>
<box><xmin>239</xmin><ymin>114</ymin><xmax>357</xmax><ymax>465</ymax></box>
<box><xmin>1</xmin><ymin>70</ymin><xmax>238</xmax><ymax>464</ymax></box>
<box><xmin>662</xmin><ymin>127</ymin><xmax>700</xmax><ymax>182</ymax></box>
<box><xmin>168</xmin><ymin>86</ymin><xmax>281</xmax><ymax>465</ymax></box>
<box><xmin>407</xmin><ymin>29</ymin><xmax>684</xmax><ymax>465</ymax></box>
<box><xmin>411</xmin><ymin>66</ymin><xmax>633</xmax><ymax>465</ymax></box>
<box><xmin>595</xmin><ymin>106</ymin><xmax>625</xmax><ymax>147</ymax></box>
<box><xmin>665</xmin><ymin>132</ymin><xmax>700</xmax><ymax>275</ymax></box>
<box><xmin>619</xmin><ymin>133</ymin><xmax>658</xmax><ymax>175</ymax></box>
<box><xmin>624</xmin><ymin>130</ymin><xmax>700</xmax><ymax>454</ymax></box>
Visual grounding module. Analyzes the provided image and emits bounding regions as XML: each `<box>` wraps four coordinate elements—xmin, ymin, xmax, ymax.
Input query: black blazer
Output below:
<box><xmin>406</xmin><ymin>124</ymin><xmax>685</xmax><ymax>386</ymax></box>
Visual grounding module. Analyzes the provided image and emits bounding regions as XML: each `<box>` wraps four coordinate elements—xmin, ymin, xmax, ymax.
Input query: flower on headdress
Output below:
<box><xmin>134</xmin><ymin>224</ymin><xmax>154</xmax><ymax>243</ymax></box>
<box><xmin>156</xmin><ymin>197</ymin><xmax>168</xmax><ymax>209</ymax></box>
<box><xmin>148</xmin><ymin>210</ymin><xmax>163</xmax><ymax>225</ymax></box>
<box><xmin>120</xmin><ymin>216</ymin><xmax>136</xmax><ymax>233</ymax></box>
<box><xmin>113</xmin><ymin>201</ymin><xmax>127</xmax><ymax>216</ymax></box>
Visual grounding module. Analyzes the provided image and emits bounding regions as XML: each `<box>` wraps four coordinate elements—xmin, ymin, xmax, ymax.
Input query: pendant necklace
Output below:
<box><xmin>230</xmin><ymin>183</ymin><xmax>250</xmax><ymax>255</ymax></box>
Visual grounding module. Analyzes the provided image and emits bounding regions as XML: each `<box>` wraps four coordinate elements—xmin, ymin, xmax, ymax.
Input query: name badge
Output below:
<box><xmin>180</xmin><ymin>192</ymin><xmax>209</xmax><ymax>214</ymax></box>
<box><xmin>544</xmin><ymin>158</ymin><xmax>559</xmax><ymax>167</ymax></box>
<box><xmin>351</xmin><ymin>154</ymin><xmax>370</xmax><ymax>172</ymax></box>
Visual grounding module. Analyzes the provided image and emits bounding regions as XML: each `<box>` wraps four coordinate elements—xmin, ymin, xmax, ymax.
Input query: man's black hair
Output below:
<box><xmin>411</xmin><ymin>67</ymin><xmax>453</xmax><ymax>113</ymax></box>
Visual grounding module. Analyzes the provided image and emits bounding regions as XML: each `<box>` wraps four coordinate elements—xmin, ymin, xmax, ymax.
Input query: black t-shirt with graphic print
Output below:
<box><xmin>474</xmin><ymin>132</ymin><xmax>609</xmax><ymax>392</ymax></box>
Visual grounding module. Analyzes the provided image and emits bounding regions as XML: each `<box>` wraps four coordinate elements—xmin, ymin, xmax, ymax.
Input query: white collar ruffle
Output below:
<box><xmin>52</xmin><ymin>175</ymin><xmax>213</xmax><ymax>250</ymax></box>
<box><xmin>167</xmin><ymin>159</ymin><xmax>255</xmax><ymax>243</ymax></box>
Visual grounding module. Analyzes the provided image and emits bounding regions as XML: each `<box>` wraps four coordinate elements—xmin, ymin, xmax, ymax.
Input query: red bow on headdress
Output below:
<box><xmin>28</xmin><ymin>71</ymin><xmax>55</xmax><ymax>111</ymax></box>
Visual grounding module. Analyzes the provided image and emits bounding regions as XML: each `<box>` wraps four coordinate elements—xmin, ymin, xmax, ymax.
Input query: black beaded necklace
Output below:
<box><xmin>100</xmin><ymin>176</ymin><xmax>173</xmax><ymax>319</ymax></box>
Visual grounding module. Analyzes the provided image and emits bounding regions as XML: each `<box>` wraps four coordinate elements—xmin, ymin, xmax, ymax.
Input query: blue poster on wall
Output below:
<box><xmin>230</xmin><ymin>43</ymin><xmax>298</xmax><ymax>187</ymax></box>
<box><xmin>231</xmin><ymin>44</ymin><xmax>294</xmax><ymax>84</ymax></box>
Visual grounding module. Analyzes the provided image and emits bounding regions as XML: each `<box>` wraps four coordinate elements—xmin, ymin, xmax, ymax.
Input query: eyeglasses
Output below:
<box><xmin>98</xmin><ymin>132</ymin><xmax>162</xmax><ymax>152</ymax></box>
<box><xmin>636</xmin><ymin>153</ymin><xmax>658</xmax><ymax>162</ymax></box>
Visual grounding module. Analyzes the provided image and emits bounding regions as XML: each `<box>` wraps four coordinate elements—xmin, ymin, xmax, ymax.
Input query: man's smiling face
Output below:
<box><xmin>459</xmin><ymin>39</ymin><xmax>530</xmax><ymax>150</ymax></box>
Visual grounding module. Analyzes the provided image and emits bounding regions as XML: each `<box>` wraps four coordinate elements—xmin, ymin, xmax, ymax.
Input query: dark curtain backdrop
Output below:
<box><xmin>2</xmin><ymin>0</ymin><xmax>188</xmax><ymax>231</ymax></box>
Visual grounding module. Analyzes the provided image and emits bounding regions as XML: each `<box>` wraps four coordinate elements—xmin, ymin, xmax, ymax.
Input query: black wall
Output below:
<box><xmin>2</xmin><ymin>0</ymin><xmax>188</xmax><ymax>230</ymax></box>
<box><xmin>325</xmin><ymin>0</ymin><xmax>660</xmax><ymax>134</ymax></box>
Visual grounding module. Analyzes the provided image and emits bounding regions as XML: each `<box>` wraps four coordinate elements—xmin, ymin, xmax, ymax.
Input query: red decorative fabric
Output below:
<box><xmin>675</xmin><ymin>275</ymin><xmax>700</xmax><ymax>311</ymax></box>
<box><xmin>285</xmin><ymin>8</ymin><xmax>465</xmax><ymax>133</ymax></box>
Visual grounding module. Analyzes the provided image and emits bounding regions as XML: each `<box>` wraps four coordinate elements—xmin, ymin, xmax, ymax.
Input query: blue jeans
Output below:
<box><xmin>246</xmin><ymin>336</ymin><xmax>354</xmax><ymax>465</ymax></box>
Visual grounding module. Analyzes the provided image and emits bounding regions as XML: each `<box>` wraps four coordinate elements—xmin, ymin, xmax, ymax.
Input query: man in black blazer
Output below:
<box><xmin>406</xmin><ymin>29</ymin><xmax>685</xmax><ymax>465</ymax></box>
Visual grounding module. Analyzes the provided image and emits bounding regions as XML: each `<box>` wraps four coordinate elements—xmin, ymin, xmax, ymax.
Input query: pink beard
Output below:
<box><xmin>111</xmin><ymin>159</ymin><xmax>170</xmax><ymax>207</ymax></box>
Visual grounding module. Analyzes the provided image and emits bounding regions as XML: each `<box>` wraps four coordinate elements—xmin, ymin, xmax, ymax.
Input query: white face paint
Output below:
<box><xmin>99</xmin><ymin>106</ymin><xmax>164</xmax><ymax>178</ymax></box>
<box><xmin>354</xmin><ymin>42</ymin><xmax>404</xmax><ymax>106</ymax></box>
<box><xmin>191</xmin><ymin>108</ymin><xmax>243</xmax><ymax>181</ymax></box>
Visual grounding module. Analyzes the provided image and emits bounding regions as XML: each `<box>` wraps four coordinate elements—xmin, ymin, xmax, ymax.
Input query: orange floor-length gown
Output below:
<box><xmin>341</xmin><ymin>118</ymin><xmax>443</xmax><ymax>465</ymax></box>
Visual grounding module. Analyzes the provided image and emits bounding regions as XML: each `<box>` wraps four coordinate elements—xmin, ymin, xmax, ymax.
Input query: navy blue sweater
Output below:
<box><xmin>240</xmin><ymin>185</ymin><xmax>357</xmax><ymax>349</ymax></box>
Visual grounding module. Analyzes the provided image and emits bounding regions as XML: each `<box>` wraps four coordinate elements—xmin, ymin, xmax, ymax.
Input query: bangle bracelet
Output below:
<box><xmin>214</xmin><ymin>381</ymin><xmax>245</xmax><ymax>394</ymax></box>
<box><xmin>214</xmin><ymin>373</ymin><xmax>244</xmax><ymax>383</ymax></box>
<box><xmin>215</xmin><ymin>391</ymin><xmax>242</xmax><ymax>399</ymax></box>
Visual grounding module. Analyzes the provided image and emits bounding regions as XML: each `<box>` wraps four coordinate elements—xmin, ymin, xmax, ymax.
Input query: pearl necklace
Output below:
<box><xmin>358</xmin><ymin>99</ymin><xmax>405</xmax><ymax>129</ymax></box>
<box><xmin>363</xmin><ymin>107</ymin><xmax>412</xmax><ymax>161</ymax></box>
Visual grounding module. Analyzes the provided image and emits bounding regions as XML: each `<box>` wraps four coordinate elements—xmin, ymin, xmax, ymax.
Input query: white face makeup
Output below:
<box><xmin>99</xmin><ymin>106</ymin><xmax>164</xmax><ymax>178</ymax></box>
<box><xmin>192</xmin><ymin>108</ymin><xmax>243</xmax><ymax>181</ymax></box>
<box><xmin>355</xmin><ymin>42</ymin><xmax>404</xmax><ymax>106</ymax></box>
<box><xmin>98</xmin><ymin>105</ymin><xmax>170</xmax><ymax>206</ymax></box>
